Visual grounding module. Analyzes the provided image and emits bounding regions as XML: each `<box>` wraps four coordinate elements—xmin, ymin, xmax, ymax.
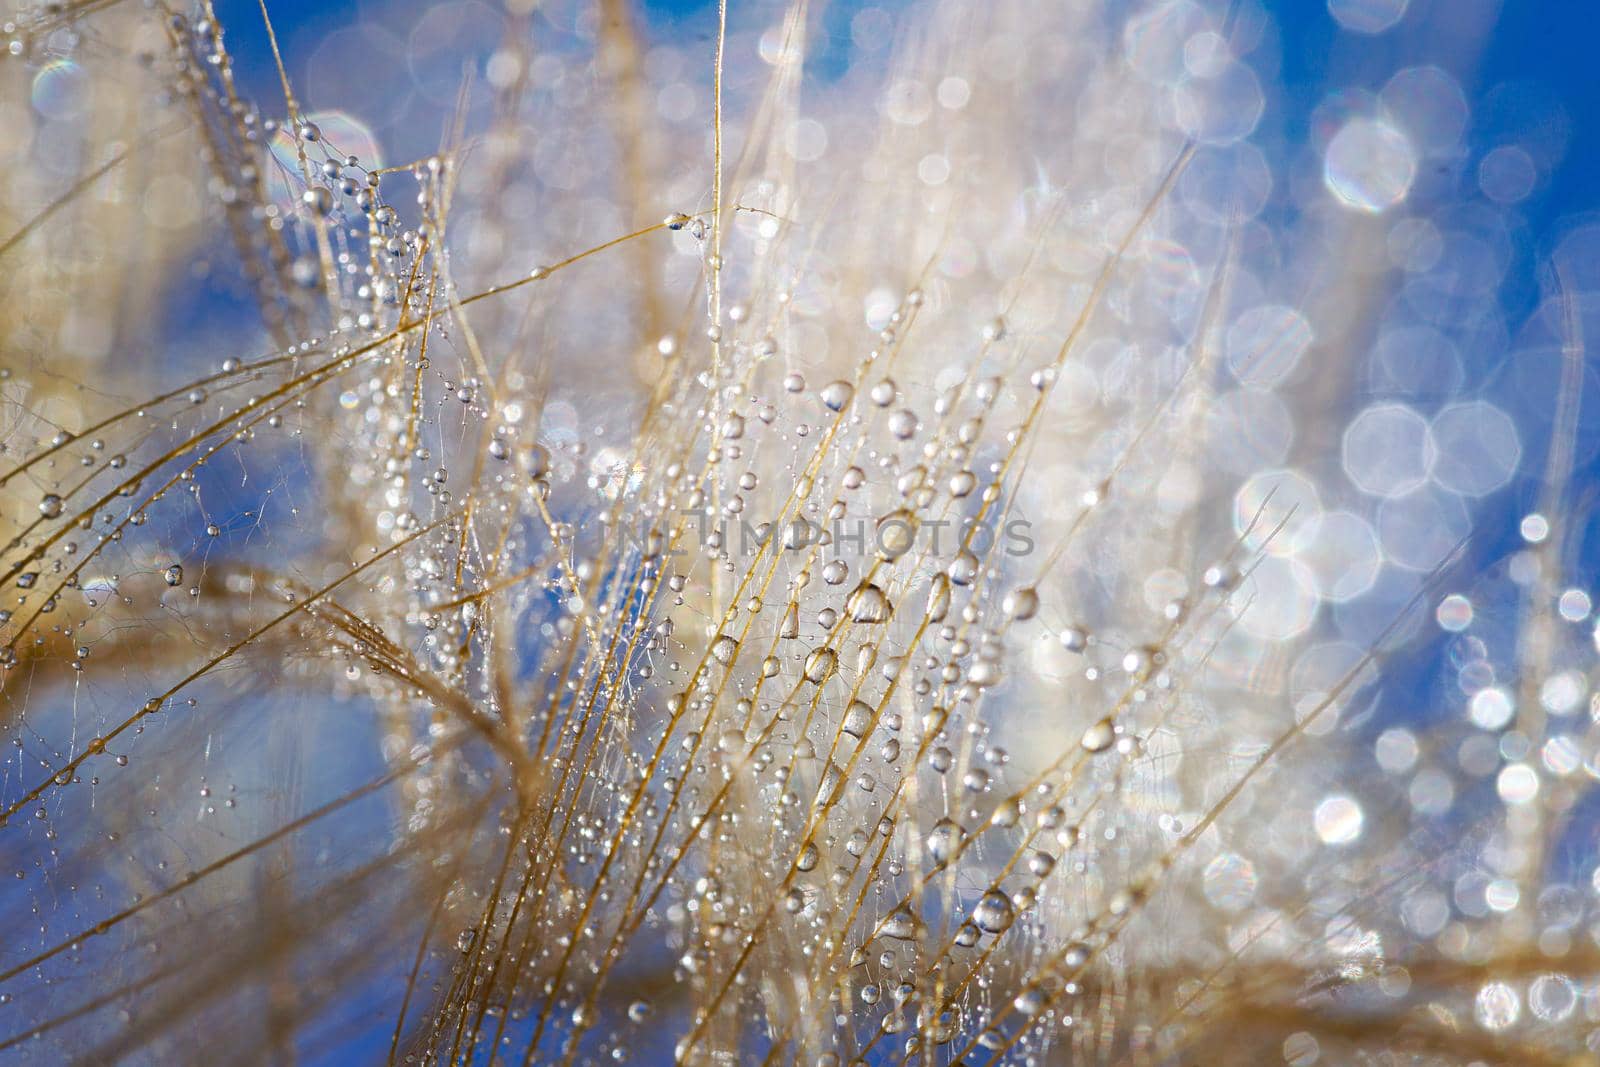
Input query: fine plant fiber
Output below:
<box><xmin>0</xmin><ymin>0</ymin><xmax>1596</xmax><ymax>1064</ymax></box>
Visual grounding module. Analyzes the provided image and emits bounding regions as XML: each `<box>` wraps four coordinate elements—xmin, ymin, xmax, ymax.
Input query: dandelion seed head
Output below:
<box><xmin>0</xmin><ymin>0</ymin><xmax>1589</xmax><ymax>1060</ymax></box>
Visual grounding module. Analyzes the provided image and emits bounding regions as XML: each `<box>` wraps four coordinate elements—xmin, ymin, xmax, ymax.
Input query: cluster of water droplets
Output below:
<box><xmin>0</xmin><ymin>0</ymin><xmax>1592</xmax><ymax>1062</ymax></box>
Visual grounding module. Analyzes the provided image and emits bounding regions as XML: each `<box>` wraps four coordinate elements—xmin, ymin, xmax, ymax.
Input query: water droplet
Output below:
<box><xmin>164</xmin><ymin>565</ymin><xmax>184</xmax><ymax>587</ymax></box>
<box><xmin>820</xmin><ymin>380</ymin><xmax>854</xmax><ymax>412</ymax></box>
<box><xmin>521</xmin><ymin>442</ymin><xmax>550</xmax><ymax>480</ymax></box>
<box><xmin>1002</xmin><ymin>586</ymin><xmax>1039</xmax><ymax>620</ymax></box>
<box><xmin>948</xmin><ymin>550</ymin><xmax>979</xmax><ymax>586</ymax></box>
<box><xmin>876</xmin><ymin>510</ymin><xmax>915</xmax><ymax>560</ymax></box>
<box><xmin>803</xmin><ymin>647</ymin><xmax>837</xmax><ymax>683</ymax></box>
<box><xmin>301</xmin><ymin>186</ymin><xmax>335</xmax><ymax>217</ymax></box>
<box><xmin>989</xmin><ymin>796</ymin><xmax>1020</xmax><ymax>826</ymax></box>
<box><xmin>972</xmin><ymin>889</ymin><xmax>1015</xmax><ymax>934</ymax></box>
<box><xmin>925</xmin><ymin>574</ymin><xmax>951</xmax><ymax>622</ymax></box>
<box><xmin>1080</xmin><ymin>718</ymin><xmax>1115</xmax><ymax>753</ymax></box>
<box><xmin>968</xmin><ymin>660</ymin><xmax>1002</xmax><ymax>687</ymax></box>
<box><xmin>846</xmin><ymin>582</ymin><xmax>891</xmax><ymax>623</ymax></box>
<box><xmin>925</xmin><ymin>817</ymin><xmax>964</xmax><ymax>866</ymax></box>
<box><xmin>842</xmin><ymin>701</ymin><xmax>873</xmax><ymax>738</ymax></box>
<box><xmin>880</xmin><ymin>904</ymin><xmax>923</xmax><ymax>941</ymax></box>
<box><xmin>816</xmin><ymin>760</ymin><xmax>845</xmax><ymax>804</ymax></box>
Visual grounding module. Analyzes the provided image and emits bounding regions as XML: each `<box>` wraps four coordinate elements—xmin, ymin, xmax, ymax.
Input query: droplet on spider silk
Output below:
<box><xmin>164</xmin><ymin>564</ymin><xmax>184</xmax><ymax>587</ymax></box>
<box><xmin>38</xmin><ymin>494</ymin><xmax>63</xmax><ymax>519</ymax></box>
